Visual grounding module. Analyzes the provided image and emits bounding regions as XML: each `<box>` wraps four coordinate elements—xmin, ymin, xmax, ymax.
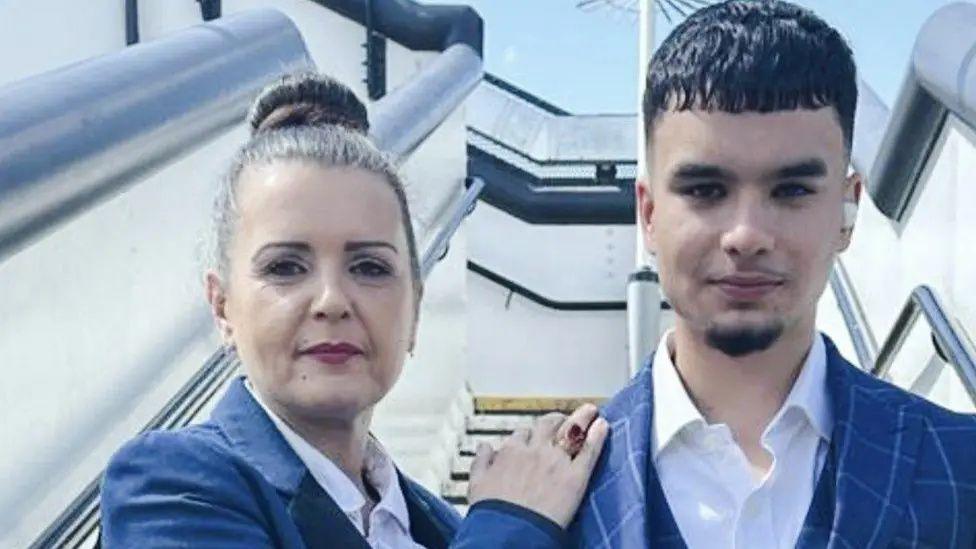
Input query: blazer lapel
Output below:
<box><xmin>212</xmin><ymin>378</ymin><xmax>370</xmax><ymax>549</ymax></box>
<box><xmin>796</xmin><ymin>438</ymin><xmax>837</xmax><ymax>548</ymax></box>
<box><xmin>399</xmin><ymin>474</ymin><xmax>452</xmax><ymax>549</ymax></box>
<box><xmin>644</xmin><ymin>361</ymin><xmax>686</xmax><ymax>548</ymax></box>
<box><xmin>816</xmin><ymin>338</ymin><xmax>924</xmax><ymax>549</ymax></box>
<box><xmin>288</xmin><ymin>473</ymin><xmax>371</xmax><ymax>549</ymax></box>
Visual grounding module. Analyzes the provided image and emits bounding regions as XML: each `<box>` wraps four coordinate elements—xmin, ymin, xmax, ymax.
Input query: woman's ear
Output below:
<box><xmin>205</xmin><ymin>271</ymin><xmax>234</xmax><ymax>346</ymax></box>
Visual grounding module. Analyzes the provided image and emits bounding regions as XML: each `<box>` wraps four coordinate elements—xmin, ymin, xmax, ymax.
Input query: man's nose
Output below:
<box><xmin>720</xmin><ymin>204</ymin><xmax>774</xmax><ymax>258</ymax></box>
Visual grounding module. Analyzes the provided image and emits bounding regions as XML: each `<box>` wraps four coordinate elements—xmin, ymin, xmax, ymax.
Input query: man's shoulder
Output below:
<box><xmin>842</xmin><ymin>358</ymin><xmax>976</xmax><ymax>427</ymax></box>
<box><xmin>839</xmin><ymin>359</ymin><xmax>976</xmax><ymax>477</ymax></box>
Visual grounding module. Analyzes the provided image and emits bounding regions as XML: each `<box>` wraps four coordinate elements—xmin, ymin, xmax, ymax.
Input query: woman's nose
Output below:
<box><xmin>311</xmin><ymin>274</ymin><xmax>352</xmax><ymax>321</ymax></box>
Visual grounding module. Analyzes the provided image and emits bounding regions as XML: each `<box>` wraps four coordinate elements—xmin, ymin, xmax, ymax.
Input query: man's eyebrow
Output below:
<box><xmin>252</xmin><ymin>241</ymin><xmax>311</xmax><ymax>261</ymax></box>
<box><xmin>671</xmin><ymin>163</ymin><xmax>737</xmax><ymax>181</ymax></box>
<box><xmin>346</xmin><ymin>241</ymin><xmax>399</xmax><ymax>254</ymax></box>
<box><xmin>769</xmin><ymin>158</ymin><xmax>828</xmax><ymax>180</ymax></box>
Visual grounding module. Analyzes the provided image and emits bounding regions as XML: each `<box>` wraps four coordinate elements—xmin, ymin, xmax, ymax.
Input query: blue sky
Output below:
<box><xmin>458</xmin><ymin>0</ymin><xmax>967</xmax><ymax>114</ymax></box>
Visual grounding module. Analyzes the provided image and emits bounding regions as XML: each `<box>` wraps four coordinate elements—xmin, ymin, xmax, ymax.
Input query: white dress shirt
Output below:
<box><xmin>652</xmin><ymin>332</ymin><xmax>833</xmax><ymax>549</ymax></box>
<box><xmin>246</xmin><ymin>382</ymin><xmax>424</xmax><ymax>549</ymax></box>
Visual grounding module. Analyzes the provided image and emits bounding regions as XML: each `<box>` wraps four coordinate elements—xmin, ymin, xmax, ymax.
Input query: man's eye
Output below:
<box><xmin>264</xmin><ymin>260</ymin><xmax>306</xmax><ymax>277</ymax></box>
<box><xmin>682</xmin><ymin>184</ymin><xmax>726</xmax><ymax>200</ymax></box>
<box><xmin>773</xmin><ymin>183</ymin><xmax>815</xmax><ymax>198</ymax></box>
<box><xmin>351</xmin><ymin>260</ymin><xmax>392</xmax><ymax>278</ymax></box>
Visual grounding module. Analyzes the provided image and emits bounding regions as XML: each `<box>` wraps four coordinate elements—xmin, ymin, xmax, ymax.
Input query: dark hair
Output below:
<box><xmin>643</xmin><ymin>0</ymin><xmax>857</xmax><ymax>152</ymax></box>
<box><xmin>209</xmin><ymin>73</ymin><xmax>423</xmax><ymax>310</ymax></box>
<box><xmin>248</xmin><ymin>72</ymin><xmax>370</xmax><ymax>135</ymax></box>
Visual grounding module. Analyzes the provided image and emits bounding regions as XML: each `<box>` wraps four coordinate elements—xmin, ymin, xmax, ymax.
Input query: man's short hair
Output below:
<box><xmin>644</xmin><ymin>0</ymin><xmax>857</xmax><ymax>153</ymax></box>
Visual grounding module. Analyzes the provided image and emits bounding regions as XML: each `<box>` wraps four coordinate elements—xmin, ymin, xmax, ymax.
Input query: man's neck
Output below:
<box><xmin>669</xmin><ymin>320</ymin><xmax>816</xmax><ymax>475</ymax></box>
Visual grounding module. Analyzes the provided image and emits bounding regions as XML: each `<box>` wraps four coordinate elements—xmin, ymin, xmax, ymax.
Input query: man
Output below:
<box><xmin>569</xmin><ymin>1</ymin><xmax>976</xmax><ymax>547</ymax></box>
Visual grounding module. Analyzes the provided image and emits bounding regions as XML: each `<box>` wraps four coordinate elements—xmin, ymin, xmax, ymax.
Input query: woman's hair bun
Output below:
<box><xmin>247</xmin><ymin>72</ymin><xmax>369</xmax><ymax>136</ymax></box>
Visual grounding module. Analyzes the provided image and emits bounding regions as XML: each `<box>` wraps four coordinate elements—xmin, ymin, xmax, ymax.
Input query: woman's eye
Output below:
<box><xmin>682</xmin><ymin>183</ymin><xmax>726</xmax><ymax>200</ymax></box>
<box><xmin>264</xmin><ymin>260</ymin><xmax>306</xmax><ymax>277</ymax></box>
<box><xmin>773</xmin><ymin>183</ymin><xmax>815</xmax><ymax>198</ymax></box>
<box><xmin>351</xmin><ymin>260</ymin><xmax>392</xmax><ymax>278</ymax></box>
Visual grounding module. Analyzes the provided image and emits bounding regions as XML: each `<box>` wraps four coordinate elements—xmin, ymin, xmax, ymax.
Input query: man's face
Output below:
<box><xmin>640</xmin><ymin>108</ymin><xmax>859</xmax><ymax>355</ymax></box>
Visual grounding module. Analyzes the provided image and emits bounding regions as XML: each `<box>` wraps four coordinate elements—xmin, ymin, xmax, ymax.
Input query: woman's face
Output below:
<box><xmin>208</xmin><ymin>161</ymin><xmax>416</xmax><ymax>424</ymax></box>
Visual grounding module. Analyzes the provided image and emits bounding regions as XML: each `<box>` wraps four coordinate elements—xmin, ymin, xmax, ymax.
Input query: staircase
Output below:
<box><xmin>442</xmin><ymin>396</ymin><xmax>605</xmax><ymax>515</ymax></box>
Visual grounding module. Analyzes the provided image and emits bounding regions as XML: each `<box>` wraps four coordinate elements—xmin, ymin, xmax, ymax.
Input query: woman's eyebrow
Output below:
<box><xmin>346</xmin><ymin>241</ymin><xmax>399</xmax><ymax>254</ymax></box>
<box><xmin>251</xmin><ymin>241</ymin><xmax>311</xmax><ymax>262</ymax></box>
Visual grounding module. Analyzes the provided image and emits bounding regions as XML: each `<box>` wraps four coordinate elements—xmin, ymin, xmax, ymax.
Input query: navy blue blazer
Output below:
<box><xmin>101</xmin><ymin>377</ymin><xmax>567</xmax><ymax>548</ymax></box>
<box><xmin>569</xmin><ymin>335</ymin><xmax>976</xmax><ymax>548</ymax></box>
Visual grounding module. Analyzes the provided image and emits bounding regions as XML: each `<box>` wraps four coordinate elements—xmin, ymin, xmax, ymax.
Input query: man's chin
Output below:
<box><xmin>704</xmin><ymin>320</ymin><xmax>784</xmax><ymax>357</ymax></box>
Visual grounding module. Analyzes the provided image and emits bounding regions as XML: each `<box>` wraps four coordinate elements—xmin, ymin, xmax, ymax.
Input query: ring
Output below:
<box><xmin>555</xmin><ymin>423</ymin><xmax>586</xmax><ymax>456</ymax></box>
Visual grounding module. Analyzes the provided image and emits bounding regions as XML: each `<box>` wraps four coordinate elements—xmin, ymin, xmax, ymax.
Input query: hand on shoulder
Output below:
<box><xmin>466</xmin><ymin>404</ymin><xmax>609</xmax><ymax>528</ymax></box>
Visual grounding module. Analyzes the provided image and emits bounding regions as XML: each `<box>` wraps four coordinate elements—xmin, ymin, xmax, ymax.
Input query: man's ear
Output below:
<box><xmin>838</xmin><ymin>172</ymin><xmax>863</xmax><ymax>252</ymax></box>
<box><xmin>636</xmin><ymin>177</ymin><xmax>657</xmax><ymax>256</ymax></box>
<box><xmin>205</xmin><ymin>271</ymin><xmax>234</xmax><ymax>346</ymax></box>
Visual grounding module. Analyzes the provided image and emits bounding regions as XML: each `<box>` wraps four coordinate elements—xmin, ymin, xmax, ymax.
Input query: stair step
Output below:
<box><xmin>442</xmin><ymin>479</ymin><xmax>468</xmax><ymax>500</ymax></box>
<box><xmin>452</xmin><ymin>454</ymin><xmax>475</xmax><ymax>475</ymax></box>
<box><xmin>466</xmin><ymin>413</ymin><xmax>538</xmax><ymax>433</ymax></box>
<box><xmin>458</xmin><ymin>433</ymin><xmax>508</xmax><ymax>455</ymax></box>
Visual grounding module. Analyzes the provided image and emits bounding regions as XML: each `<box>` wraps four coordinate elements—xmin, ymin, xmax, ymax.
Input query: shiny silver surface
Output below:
<box><xmin>871</xmin><ymin>286</ymin><xmax>976</xmax><ymax>404</ymax></box>
<box><xmin>0</xmin><ymin>9</ymin><xmax>314</xmax><ymax>261</ymax></box>
<box><xmin>421</xmin><ymin>177</ymin><xmax>485</xmax><ymax>278</ymax></box>
<box><xmin>370</xmin><ymin>44</ymin><xmax>483</xmax><ymax>162</ymax></box>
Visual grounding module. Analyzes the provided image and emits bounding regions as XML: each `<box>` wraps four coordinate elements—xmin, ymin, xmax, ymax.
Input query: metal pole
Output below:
<box><xmin>626</xmin><ymin>0</ymin><xmax>663</xmax><ymax>377</ymax></box>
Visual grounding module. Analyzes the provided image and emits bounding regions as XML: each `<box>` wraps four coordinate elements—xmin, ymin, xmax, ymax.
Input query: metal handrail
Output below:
<box><xmin>829</xmin><ymin>261</ymin><xmax>879</xmax><ymax>369</ymax></box>
<box><xmin>421</xmin><ymin>176</ymin><xmax>485</xmax><ymax>278</ymax></box>
<box><xmin>30</xmin><ymin>348</ymin><xmax>239</xmax><ymax>548</ymax></box>
<box><xmin>0</xmin><ymin>10</ymin><xmax>314</xmax><ymax>262</ymax></box>
<box><xmin>872</xmin><ymin>286</ymin><xmax>976</xmax><ymax>401</ymax></box>
<box><xmin>831</xmin><ymin>276</ymin><xmax>976</xmax><ymax>404</ymax></box>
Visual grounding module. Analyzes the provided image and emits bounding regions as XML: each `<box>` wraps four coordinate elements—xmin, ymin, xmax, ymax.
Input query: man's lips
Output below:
<box><xmin>709</xmin><ymin>274</ymin><xmax>785</xmax><ymax>300</ymax></box>
<box><xmin>298</xmin><ymin>342</ymin><xmax>364</xmax><ymax>365</ymax></box>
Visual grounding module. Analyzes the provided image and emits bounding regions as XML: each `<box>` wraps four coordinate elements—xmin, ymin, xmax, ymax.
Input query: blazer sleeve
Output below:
<box><xmin>100</xmin><ymin>430</ymin><xmax>276</xmax><ymax>548</ymax></box>
<box><xmin>451</xmin><ymin>499</ymin><xmax>568</xmax><ymax>549</ymax></box>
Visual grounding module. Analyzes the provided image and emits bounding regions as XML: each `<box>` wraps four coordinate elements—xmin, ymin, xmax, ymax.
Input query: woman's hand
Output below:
<box><xmin>466</xmin><ymin>404</ymin><xmax>609</xmax><ymax>528</ymax></box>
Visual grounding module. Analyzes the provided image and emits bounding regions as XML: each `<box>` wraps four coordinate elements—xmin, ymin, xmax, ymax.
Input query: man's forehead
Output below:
<box><xmin>649</xmin><ymin>107</ymin><xmax>847</xmax><ymax>173</ymax></box>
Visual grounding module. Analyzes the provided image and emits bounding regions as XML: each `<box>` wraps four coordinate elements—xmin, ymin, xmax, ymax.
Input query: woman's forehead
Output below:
<box><xmin>234</xmin><ymin>161</ymin><xmax>405</xmax><ymax>246</ymax></box>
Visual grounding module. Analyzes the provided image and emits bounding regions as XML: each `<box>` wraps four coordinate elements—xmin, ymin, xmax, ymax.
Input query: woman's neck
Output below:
<box><xmin>265</xmin><ymin>394</ymin><xmax>375</xmax><ymax>496</ymax></box>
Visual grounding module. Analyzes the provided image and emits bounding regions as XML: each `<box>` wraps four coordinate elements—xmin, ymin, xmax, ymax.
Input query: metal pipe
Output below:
<box><xmin>420</xmin><ymin>176</ymin><xmax>485</xmax><ymax>278</ymax></box>
<box><xmin>828</xmin><ymin>262</ymin><xmax>879</xmax><ymax>369</ymax></box>
<box><xmin>871</xmin><ymin>286</ymin><xmax>976</xmax><ymax>404</ymax></box>
<box><xmin>370</xmin><ymin>43</ymin><xmax>483</xmax><ymax>161</ymax></box>
<box><xmin>0</xmin><ymin>9</ymin><xmax>314</xmax><ymax>262</ymax></box>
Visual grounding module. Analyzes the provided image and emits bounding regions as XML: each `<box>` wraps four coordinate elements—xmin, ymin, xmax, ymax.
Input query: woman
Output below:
<box><xmin>99</xmin><ymin>72</ymin><xmax>608</xmax><ymax>548</ymax></box>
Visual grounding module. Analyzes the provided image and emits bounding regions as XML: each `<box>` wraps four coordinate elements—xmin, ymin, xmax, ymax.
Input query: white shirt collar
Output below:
<box><xmin>244</xmin><ymin>381</ymin><xmax>412</xmax><ymax>533</ymax></box>
<box><xmin>652</xmin><ymin>331</ymin><xmax>832</xmax><ymax>458</ymax></box>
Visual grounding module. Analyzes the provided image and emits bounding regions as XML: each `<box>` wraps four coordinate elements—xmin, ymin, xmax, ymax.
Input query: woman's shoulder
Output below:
<box><xmin>102</xmin><ymin>423</ymin><xmax>258</xmax><ymax>509</ymax></box>
<box><xmin>100</xmin><ymin>424</ymin><xmax>292</xmax><ymax>546</ymax></box>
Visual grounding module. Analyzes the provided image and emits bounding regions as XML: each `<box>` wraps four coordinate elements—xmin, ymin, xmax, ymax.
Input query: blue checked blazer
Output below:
<box><xmin>569</xmin><ymin>335</ymin><xmax>976</xmax><ymax>548</ymax></box>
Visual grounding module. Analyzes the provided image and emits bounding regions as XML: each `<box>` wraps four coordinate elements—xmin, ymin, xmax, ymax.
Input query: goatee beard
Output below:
<box><xmin>705</xmin><ymin>322</ymin><xmax>784</xmax><ymax>357</ymax></box>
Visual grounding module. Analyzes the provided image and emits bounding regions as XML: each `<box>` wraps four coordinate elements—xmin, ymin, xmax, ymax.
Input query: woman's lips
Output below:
<box><xmin>300</xmin><ymin>342</ymin><xmax>364</xmax><ymax>365</ymax></box>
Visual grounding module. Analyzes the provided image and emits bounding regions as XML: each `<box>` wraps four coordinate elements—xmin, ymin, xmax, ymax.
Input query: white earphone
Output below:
<box><xmin>842</xmin><ymin>201</ymin><xmax>858</xmax><ymax>230</ymax></box>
